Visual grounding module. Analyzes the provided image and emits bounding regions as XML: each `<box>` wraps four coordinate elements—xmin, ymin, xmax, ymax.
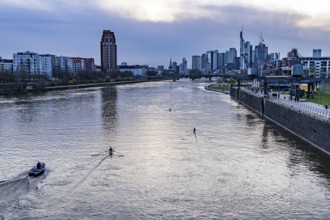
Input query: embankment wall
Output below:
<box><xmin>230</xmin><ymin>87</ymin><xmax>330</xmax><ymax>155</ymax></box>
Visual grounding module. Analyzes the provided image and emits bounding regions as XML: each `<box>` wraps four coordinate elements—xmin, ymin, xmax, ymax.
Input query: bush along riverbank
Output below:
<box><xmin>0</xmin><ymin>77</ymin><xmax>173</xmax><ymax>95</ymax></box>
<box><xmin>205</xmin><ymin>83</ymin><xmax>231</xmax><ymax>94</ymax></box>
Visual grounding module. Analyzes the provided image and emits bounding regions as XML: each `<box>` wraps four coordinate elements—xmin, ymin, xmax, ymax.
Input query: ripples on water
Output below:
<box><xmin>0</xmin><ymin>79</ymin><xmax>329</xmax><ymax>219</ymax></box>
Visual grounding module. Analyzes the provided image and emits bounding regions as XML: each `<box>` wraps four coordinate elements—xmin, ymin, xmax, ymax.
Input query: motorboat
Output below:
<box><xmin>28</xmin><ymin>162</ymin><xmax>45</xmax><ymax>177</ymax></box>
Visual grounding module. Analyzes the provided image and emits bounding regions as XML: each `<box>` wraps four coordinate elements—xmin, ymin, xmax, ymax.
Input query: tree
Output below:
<box><xmin>0</xmin><ymin>70</ymin><xmax>15</xmax><ymax>83</ymax></box>
<box><xmin>227</xmin><ymin>77</ymin><xmax>237</xmax><ymax>85</ymax></box>
<box><xmin>189</xmin><ymin>69</ymin><xmax>202</xmax><ymax>79</ymax></box>
<box><xmin>146</xmin><ymin>70</ymin><xmax>158</xmax><ymax>77</ymax></box>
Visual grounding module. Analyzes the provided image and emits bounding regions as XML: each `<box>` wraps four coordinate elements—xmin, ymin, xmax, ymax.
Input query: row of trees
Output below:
<box><xmin>0</xmin><ymin>67</ymin><xmax>170</xmax><ymax>94</ymax></box>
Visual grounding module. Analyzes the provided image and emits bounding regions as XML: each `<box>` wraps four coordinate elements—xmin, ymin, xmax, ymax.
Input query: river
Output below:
<box><xmin>0</xmin><ymin>79</ymin><xmax>329</xmax><ymax>219</ymax></box>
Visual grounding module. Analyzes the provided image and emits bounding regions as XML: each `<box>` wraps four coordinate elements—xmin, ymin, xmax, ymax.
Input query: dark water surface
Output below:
<box><xmin>0</xmin><ymin>79</ymin><xmax>329</xmax><ymax>219</ymax></box>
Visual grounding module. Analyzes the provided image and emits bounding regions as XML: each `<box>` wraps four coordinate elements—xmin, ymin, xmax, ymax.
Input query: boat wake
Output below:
<box><xmin>0</xmin><ymin>174</ymin><xmax>41</xmax><ymax>218</ymax></box>
<box><xmin>0</xmin><ymin>172</ymin><xmax>47</xmax><ymax>202</ymax></box>
<box><xmin>72</xmin><ymin>155</ymin><xmax>109</xmax><ymax>191</ymax></box>
<box><xmin>0</xmin><ymin>176</ymin><xmax>30</xmax><ymax>202</ymax></box>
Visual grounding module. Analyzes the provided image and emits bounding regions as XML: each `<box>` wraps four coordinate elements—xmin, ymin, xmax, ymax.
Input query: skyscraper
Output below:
<box><xmin>313</xmin><ymin>49</ymin><xmax>321</xmax><ymax>58</ymax></box>
<box><xmin>239</xmin><ymin>28</ymin><xmax>245</xmax><ymax>69</ymax></box>
<box><xmin>192</xmin><ymin>55</ymin><xmax>201</xmax><ymax>70</ymax></box>
<box><xmin>100</xmin><ymin>30</ymin><xmax>117</xmax><ymax>72</ymax></box>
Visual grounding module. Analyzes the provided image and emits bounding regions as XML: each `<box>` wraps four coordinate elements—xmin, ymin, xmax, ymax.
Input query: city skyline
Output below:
<box><xmin>1</xmin><ymin>0</ymin><xmax>330</xmax><ymax>67</ymax></box>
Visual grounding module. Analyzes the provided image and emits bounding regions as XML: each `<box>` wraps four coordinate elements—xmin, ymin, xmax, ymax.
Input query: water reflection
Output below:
<box><xmin>261</xmin><ymin>118</ymin><xmax>330</xmax><ymax>186</ymax></box>
<box><xmin>0</xmin><ymin>80</ymin><xmax>330</xmax><ymax>219</ymax></box>
<box><xmin>101</xmin><ymin>86</ymin><xmax>118</xmax><ymax>133</ymax></box>
<box><xmin>235</xmin><ymin>100</ymin><xmax>330</xmax><ymax>189</ymax></box>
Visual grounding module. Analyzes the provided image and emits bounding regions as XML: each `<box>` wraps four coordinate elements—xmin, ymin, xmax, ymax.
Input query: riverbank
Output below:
<box><xmin>0</xmin><ymin>78</ymin><xmax>168</xmax><ymax>95</ymax></box>
<box><xmin>43</xmin><ymin>79</ymin><xmax>148</xmax><ymax>91</ymax></box>
<box><xmin>204</xmin><ymin>83</ymin><xmax>230</xmax><ymax>94</ymax></box>
<box><xmin>229</xmin><ymin>86</ymin><xmax>330</xmax><ymax>156</ymax></box>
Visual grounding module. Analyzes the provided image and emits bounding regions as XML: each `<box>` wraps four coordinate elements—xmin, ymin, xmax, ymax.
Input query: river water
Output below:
<box><xmin>0</xmin><ymin>79</ymin><xmax>329</xmax><ymax>219</ymax></box>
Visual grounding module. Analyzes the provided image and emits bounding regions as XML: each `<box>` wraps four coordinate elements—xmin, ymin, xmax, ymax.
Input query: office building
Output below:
<box><xmin>100</xmin><ymin>30</ymin><xmax>117</xmax><ymax>72</ymax></box>
<box><xmin>192</xmin><ymin>55</ymin><xmax>201</xmax><ymax>70</ymax></box>
<box><xmin>0</xmin><ymin>57</ymin><xmax>13</xmax><ymax>72</ymax></box>
<box><xmin>313</xmin><ymin>49</ymin><xmax>322</xmax><ymax>58</ymax></box>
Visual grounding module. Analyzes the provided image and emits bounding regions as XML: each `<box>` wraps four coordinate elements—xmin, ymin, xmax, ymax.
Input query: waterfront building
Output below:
<box><xmin>40</xmin><ymin>54</ymin><xmax>56</xmax><ymax>78</ymax></box>
<box><xmin>117</xmin><ymin>64</ymin><xmax>147</xmax><ymax>76</ymax></box>
<box><xmin>13</xmin><ymin>51</ymin><xmax>41</xmax><ymax>74</ymax></box>
<box><xmin>192</xmin><ymin>55</ymin><xmax>201</xmax><ymax>71</ymax></box>
<box><xmin>84</xmin><ymin>58</ymin><xmax>96</xmax><ymax>72</ymax></box>
<box><xmin>11</xmin><ymin>51</ymin><xmax>95</xmax><ymax>79</ymax></box>
<box><xmin>72</xmin><ymin>57</ymin><xmax>95</xmax><ymax>75</ymax></box>
<box><xmin>0</xmin><ymin>57</ymin><xmax>13</xmax><ymax>73</ymax></box>
<box><xmin>72</xmin><ymin>58</ymin><xmax>85</xmax><ymax>74</ymax></box>
<box><xmin>301</xmin><ymin>56</ymin><xmax>330</xmax><ymax>78</ymax></box>
<box><xmin>55</xmin><ymin>56</ymin><xmax>73</xmax><ymax>74</ymax></box>
<box><xmin>100</xmin><ymin>30</ymin><xmax>117</xmax><ymax>73</ymax></box>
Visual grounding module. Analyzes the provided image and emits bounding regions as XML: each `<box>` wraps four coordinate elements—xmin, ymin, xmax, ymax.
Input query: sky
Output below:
<box><xmin>1</xmin><ymin>0</ymin><xmax>330</xmax><ymax>67</ymax></box>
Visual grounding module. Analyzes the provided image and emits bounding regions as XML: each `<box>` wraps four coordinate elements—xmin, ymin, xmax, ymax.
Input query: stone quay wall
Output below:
<box><xmin>230</xmin><ymin>87</ymin><xmax>330</xmax><ymax>156</ymax></box>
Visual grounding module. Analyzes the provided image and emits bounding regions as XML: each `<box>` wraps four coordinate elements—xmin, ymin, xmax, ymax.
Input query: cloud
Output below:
<box><xmin>1</xmin><ymin>0</ymin><xmax>330</xmax><ymax>67</ymax></box>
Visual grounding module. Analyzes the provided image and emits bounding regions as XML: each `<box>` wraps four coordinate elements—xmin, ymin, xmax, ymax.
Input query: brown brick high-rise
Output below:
<box><xmin>101</xmin><ymin>30</ymin><xmax>117</xmax><ymax>72</ymax></box>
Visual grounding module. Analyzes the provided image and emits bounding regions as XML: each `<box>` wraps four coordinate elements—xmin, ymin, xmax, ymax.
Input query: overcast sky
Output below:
<box><xmin>1</xmin><ymin>0</ymin><xmax>330</xmax><ymax>67</ymax></box>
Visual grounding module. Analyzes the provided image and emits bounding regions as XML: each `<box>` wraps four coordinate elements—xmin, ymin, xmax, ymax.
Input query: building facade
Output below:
<box><xmin>0</xmin><ymin>57</ymin><xmax>13</xmax><ymax>73</ymax></box>
<box><xmin>301</xmin><ymin>57</ymin><xmax>330</xmax><ymax>78</ymax></box>
<box><xmin>40</xmin><ymin>54</ymin><xmax>55</xmax><ymax>77</ymax></box>
<box><xmin>192</xmin><ymin>55</ymin><xmax>201</xmax><ymax>70</ymax></box>
<box><xmin>12</xmin><ymin>52</ymin><xmax>95</xmax><ymax>79</ymax></box>
<box><xmin>100</xmin><ymin>30</ymin><xmax>117</xmax><ymax>72</ymax></box>
<box><xmin>117</xmin><ymin>64</ymin><xmax>147</xmax><ymax>76</ymax></box>
<box><xmin>13</xmin><ymin>51</ymin><xmax>41</xmax><ymax>75</ymax></box>
<box><xmin>313</xmin><ymin>49</ymin><xmax>322</xmax><ymax>58</ymax></box>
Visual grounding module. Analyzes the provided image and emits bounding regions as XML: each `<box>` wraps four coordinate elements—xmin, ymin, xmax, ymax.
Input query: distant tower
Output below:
<box><xmin>313</xmin><ymin>49</ymin><xmax>321</xmax><ymax>58</ymax></box>
<box><xmin>239</xmin><ymin>27</ymin><xmax>245</xmax><ymax>70</ymax></box>
<box><xmin>169</xmin><ymin>58</ymin><xmax>173</xmax><ymax>70</ymax></box>
<box><xmin>101</xmin><ymin>30</ymin><xmax>117</xmax><ymax>72</ymax></box>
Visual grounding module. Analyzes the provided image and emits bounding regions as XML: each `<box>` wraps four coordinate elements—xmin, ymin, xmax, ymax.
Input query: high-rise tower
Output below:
<box><xmin>239</xmin><ymin>27</ymin><xmax>245</xmax><ymax>70</ymax></box>
<box><xmin>100</xmin><ymin>30</ymin><xmax>117</xmax><ymax>72</ymax></box>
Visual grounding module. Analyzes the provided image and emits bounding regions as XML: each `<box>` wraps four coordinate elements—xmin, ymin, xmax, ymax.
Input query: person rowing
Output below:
<box><xmin>109</xmin><ymin>146</ymin><xmax>113</xmax><ymax>156</ymax></box>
